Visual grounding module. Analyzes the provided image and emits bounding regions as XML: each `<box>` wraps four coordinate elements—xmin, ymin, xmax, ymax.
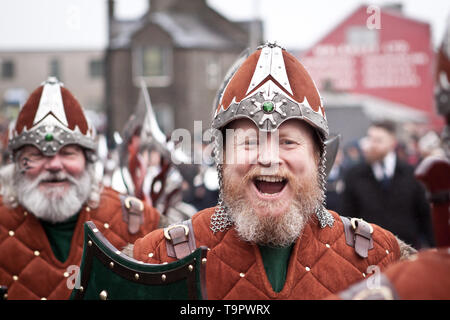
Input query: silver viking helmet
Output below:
<box><xmin>212</xmin><ymin>43</ymin><xmax>329</xmax><ymax>138</ymax></box>
<box><xmin>210</xmin><ymin>42</ymin><xmax>335</xmax><ymax>233</ymax></box>
<box><xmin>8</xmin><ymin>77</ymin><xmax>97</xmax><ymax>160</ymax></box>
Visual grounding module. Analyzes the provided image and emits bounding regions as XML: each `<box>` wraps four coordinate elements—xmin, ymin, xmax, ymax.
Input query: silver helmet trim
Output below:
<box><xmin>212</xmin><ymin>80</ymin><xmax>329</xmax><ymax>139</ymax></box>
<box><xmin>8</xmin><ymin>77</ymin><xmax>96</xmax><ymax>157</ymax></box>
<box><xmin>8</xmin><ymin>124</ymin><xmax>96</xmax><ymax>157</ymax></box>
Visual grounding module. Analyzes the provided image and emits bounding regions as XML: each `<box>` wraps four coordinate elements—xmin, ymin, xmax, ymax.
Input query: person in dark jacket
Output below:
<box><xmin>341</xmin><ymin>120</ymin><xmax>434</xmax><ymax>249</ymax></box>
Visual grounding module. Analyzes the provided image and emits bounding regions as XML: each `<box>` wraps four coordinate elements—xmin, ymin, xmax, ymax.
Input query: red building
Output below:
<box><xmin>300</xmin><ymin>4</ymin><xmax>442</xmax><ymax>131</ymax></box>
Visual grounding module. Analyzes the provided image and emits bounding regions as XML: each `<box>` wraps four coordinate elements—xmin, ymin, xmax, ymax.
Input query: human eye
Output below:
<box><xmin>19</xmin><ymin>150</ymin><xmax>44</xmax><ymax>168</ymax></box>
<box><xmin>60</xmin><ymin>146</ymin><xmax>81</xmax><ymax>157</ymax></box>
<box><xmin>21</xmin><ymin>148</ymin><xmax>42</xmax><ymax>160</ymax></box>
<box><xmin>245</xmin><ymin>138</ymin><xmax>258</xmax><ymax>146</ymax></box>
<box><xmin>241</xmin><ymin>137</ymin><xmax>258</xmax><ymax>150</ymax></box>
<box><xmin>28</xmin><ymin>152</ymin><xmax>44</xmax><ymax>161</ymax></box>
<box><xmin>235</xmin><ymin>136</ymin><xmax>257</xmax><ymax>148</ymax></box>
<box><xmin>280</xmin><ymin>138</ymin><xmax>298</xmax><ymax>146</ymax></box>
<box><xmin>60</xmin><ymin>149</ymin><xmax>75</xmax><ymax>156</ymax></box>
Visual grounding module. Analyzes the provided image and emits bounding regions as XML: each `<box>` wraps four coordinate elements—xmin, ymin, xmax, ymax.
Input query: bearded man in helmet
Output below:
<box><xmin>133</xmin><ymin>43</ymin><xmax>413</xmax><ymax>299</ymax></box>
<box><xmin>0</xmin><ymin>77</ymin><xmax>160</xmax><ymax>300</ymax></box>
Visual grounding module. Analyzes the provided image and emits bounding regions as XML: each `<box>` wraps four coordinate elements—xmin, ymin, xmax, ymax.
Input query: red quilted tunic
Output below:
<box><xmin>133</xmin><ymin>207</ymin><xmax>401</xmax><ymax>299</ymax></box>
<box><xmin>0</xmin><ymin>187</ymin><xmax>160</xmax><ymax>300</ymax></box>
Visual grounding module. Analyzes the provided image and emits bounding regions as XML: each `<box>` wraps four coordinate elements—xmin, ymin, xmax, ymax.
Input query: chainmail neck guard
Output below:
<box><xmin>210</xmin><ymin>163</ymin><xmax>234</xmax><ymax>233</ymax></box>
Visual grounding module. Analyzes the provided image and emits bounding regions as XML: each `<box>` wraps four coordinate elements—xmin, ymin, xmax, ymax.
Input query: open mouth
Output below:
<box><xmin>40</xmin><ymin>178</ymin><xmax>69</xmax><ymax>185</ymax></box>
<box><xmin>253</xmin><ymin>175</ymin><xmax>288</xmax><ymax>196</ymax></box>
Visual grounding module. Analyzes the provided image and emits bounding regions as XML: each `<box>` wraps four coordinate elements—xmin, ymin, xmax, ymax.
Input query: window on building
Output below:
<box><xmin>1</xmin><ymin>60</ymin><xmax>14</xmax><ymax>79</ymax></box>
<box><xmin>206</xmin><ymin>57</ymin><xmax>221</xmax><ymax>90</ymax></box>
<box><xmin>346</xmin><ymin>26</ymin><xmax>379</xmax><ymax>47</ymax></box>
<box><xmin>134</xmin><ymin>46</ymin><xmax>172</xmax><ymax>87</ymax></box>
<box><xmin>49</xmin><ymin>58</ymin><xmax>61</xmax><ymax>79</ymax></box>
<box><xmin>89</xmin><ymin>59</ymin><xmax>104</xmax><ymax>78</ymax></box>
<box><xmin>143</xmin><ymin>47</ymin><xmax>164</xmax><ymax>77</ymax></box>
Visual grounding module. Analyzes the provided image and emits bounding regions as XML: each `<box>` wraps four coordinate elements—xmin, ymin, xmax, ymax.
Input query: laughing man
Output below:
<box><xmin>133</xmin><ymin>43</ymin><xmax>412</xmax><ymax>299</ymax></box>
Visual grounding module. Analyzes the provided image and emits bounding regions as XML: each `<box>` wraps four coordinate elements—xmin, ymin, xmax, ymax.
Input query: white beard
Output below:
<box><xmin>14</xmin><ymin>169</ymin><xmax>92</xmax><ymax>223</ymax></box>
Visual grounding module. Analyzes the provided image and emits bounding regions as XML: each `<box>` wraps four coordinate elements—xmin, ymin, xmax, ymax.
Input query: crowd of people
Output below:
<box><xmin>0</xmin><ymin>43</ymin><xmax>448</xmax><ymax>301</ymax></box>
<box><xmin>326</xmin><ymin>121</ymin><xmax>444</xmax><ymax>250</ymax></box>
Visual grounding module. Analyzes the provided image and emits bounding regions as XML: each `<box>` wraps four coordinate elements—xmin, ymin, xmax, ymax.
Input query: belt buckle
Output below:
<box><xmin>350</xmin><ymin>218</ymin><xmax>373</xmax><ymax>234</ymax></box>
<box><xmin>164</xmin><ymin>224</ymin><xmax>189</xmax><ymax>241</ymax></box>
<box><xmin>124</xmin><ymin>196</ymin><xmax>144</xmax><ymax>212</ymax></box>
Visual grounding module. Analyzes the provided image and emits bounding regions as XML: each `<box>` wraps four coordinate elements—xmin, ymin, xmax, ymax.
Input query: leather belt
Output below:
<box><xmin>120</xmin><ymin>195</ymin><xmax>145</xmax><ymax>234</ymax></box>
<box><xmin>164</xmin><ymin>219</ymin><xmax>197</xmax><ymax>259</ymax></box>
<box><xmin>340</xmin><ymin>216</ymin><xmax>374</xmax><ymax>258</ymax></box>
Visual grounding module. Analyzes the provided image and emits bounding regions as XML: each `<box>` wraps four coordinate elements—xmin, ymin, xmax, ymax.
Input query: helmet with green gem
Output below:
<box><xmin>8</xmin><ymin>77</ymin><xmax>97</xmax><ymax>160</ymax></box>
<box><xmin>212</xmin><ymin>42</ymin><xmax>328</xmax><ymax>144</ymax></box>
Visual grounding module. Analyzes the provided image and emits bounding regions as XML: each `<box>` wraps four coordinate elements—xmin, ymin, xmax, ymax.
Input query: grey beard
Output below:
<box><xmin>222</xmin><ymin>178</ymin><xmax>321</xmax><ymax>247</ymax></box>
<box><xmin>220</xmin><ymin>159</ymin><xmax>323</xmax><ymax>246</ymax></box>
<box><xmin>226</xmin><ymin>198</ymin><xmax>314</xmax><ymax>247</ymax></box>
<box><xmin>14</xmin><ymin>170</ymin><xmax>92</xmax><ymax>223</ymax></box>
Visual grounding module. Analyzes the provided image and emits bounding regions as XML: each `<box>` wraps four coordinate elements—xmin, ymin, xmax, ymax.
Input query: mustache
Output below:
<box><xmin>21</xmin><ymin>171</ymin><xmax>79</xmax><ymax>192</ymax></box>
<box><xmin>36</xmin><ymin>171</ymin><xmax>77</xmax><ymax>184</ymax></box>
<box><xmin>242</xmin><ymin>166</ymin><xmax>296</xmax><ymax>185</ymax></box>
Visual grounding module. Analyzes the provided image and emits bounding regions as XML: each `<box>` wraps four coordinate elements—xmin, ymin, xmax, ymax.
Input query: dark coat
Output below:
<box><xmin>341</xmin><ymin>159</ymin><xmax>434</xmax><ymax>249</ymax></box>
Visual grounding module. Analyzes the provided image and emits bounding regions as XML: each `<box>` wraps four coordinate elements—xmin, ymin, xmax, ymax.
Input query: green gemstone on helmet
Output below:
<box><xmin>45</xmin><ymin>133</ymin><xmax>53</xmax><ymax>141</ymax></box>
<box><xmin>262</xmin><ymin>101</ymin><xmax>274</xmax><ymax>113</ymax></box>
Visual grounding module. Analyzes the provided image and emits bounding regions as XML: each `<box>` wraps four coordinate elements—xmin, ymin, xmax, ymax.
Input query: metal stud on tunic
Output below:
<box><xmin>99</xmin><ymin>290</ymin><xmax>108</xmax><ymax>300</ymax></box>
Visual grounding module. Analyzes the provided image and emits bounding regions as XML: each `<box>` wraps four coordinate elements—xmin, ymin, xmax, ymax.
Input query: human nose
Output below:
<box><xmin>43</xmin><ymin>155</ymin><xmax>64</xmax><ymax>172</ymax></box>
<box><xmin>257</xmin><ymin>136</ymin><xmax>280</xmax><ymax>167</ymax></box>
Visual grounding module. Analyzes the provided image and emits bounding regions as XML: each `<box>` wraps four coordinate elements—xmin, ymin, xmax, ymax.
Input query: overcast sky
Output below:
<box><xmin>0</xmin><ymin>0</ymin><xmax>448</xmax><ymax>51</ymax></box>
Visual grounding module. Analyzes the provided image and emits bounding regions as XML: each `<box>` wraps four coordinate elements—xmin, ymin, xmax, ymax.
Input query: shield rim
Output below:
<box><xmin>71</xmin><ymin>221</ymin><xmax>208</xmax><ymax>300</ymax></box>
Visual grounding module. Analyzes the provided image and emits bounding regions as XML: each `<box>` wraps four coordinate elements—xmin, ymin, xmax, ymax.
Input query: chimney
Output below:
<box><xmin>382</xmin><ymin>3</ymin><xmax>403</xmax><ymax>13</ymax></box>
<box><xmin>148</xmin><ymin>0</ymin><xmax>176</xmax><ymax>12</ymax></box>
<box><xmin>108</xmin><ymin>0</ymin><xmax>115</xmax><ymax>19</ymax></box>
<box><xmin>107</xmin><ymin>0</ymin><xmax>115</xmax><ymax>43</ymax></box>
